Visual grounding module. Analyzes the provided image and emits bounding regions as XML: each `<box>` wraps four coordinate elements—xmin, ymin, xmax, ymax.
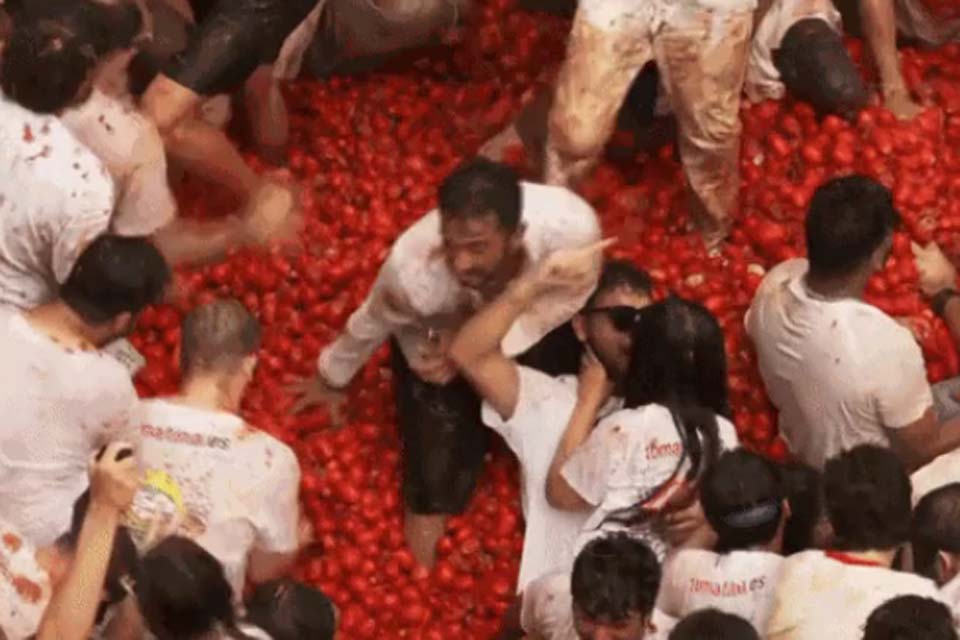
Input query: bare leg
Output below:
<box><xmin>859</xmin><ymin>0</ymin><xmax>923</xmax><ymax>119</ymax></box>
<box><xmin>544</xmin><ymin>9</ymin><xmax>653</xmax><ymax>187</ymax></box>
<box><xmin>404</xmin><ymin>511</ymin><xmax>447</xmax><ymax>569</ymax></box>
<box><xmin>244</xmin><ymin>64</ymin><xmax>290</xmax><ymax>165</ymax></box>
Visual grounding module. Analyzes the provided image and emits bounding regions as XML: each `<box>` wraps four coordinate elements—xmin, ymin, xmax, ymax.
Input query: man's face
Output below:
<box><xmin>440</xmin><ymin>212</ymin><xmax>515</xmax><ymax>290</ymax></box>
<box><xmin>579</xmin><ymin>286</ymin><xmax>652</xmax><ymax>380</ymax></box>
<box><xmin>574</xmin><ymin>607</ymin><xmax>649</xmax><ymax>640</ymax></box>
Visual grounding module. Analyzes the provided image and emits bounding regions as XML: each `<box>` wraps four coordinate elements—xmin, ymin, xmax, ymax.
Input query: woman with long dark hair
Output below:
<box><xmin>546</xmin><ymin>296</ymin><xmax>740</xmax><ymax>561</ymax></box>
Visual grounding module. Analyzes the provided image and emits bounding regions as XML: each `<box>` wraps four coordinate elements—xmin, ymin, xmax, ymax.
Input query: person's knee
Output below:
<box><xmin>548</xmin><ymin>111</ymin><xmax>610</xmax><ymax>161</ymax></box>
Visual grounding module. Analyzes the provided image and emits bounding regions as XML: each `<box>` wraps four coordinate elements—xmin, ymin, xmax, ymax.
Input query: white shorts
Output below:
<box><xmin>896</xmin><ymin>0</ymin><xmax>960</xmax><ymax>45</ymax></box>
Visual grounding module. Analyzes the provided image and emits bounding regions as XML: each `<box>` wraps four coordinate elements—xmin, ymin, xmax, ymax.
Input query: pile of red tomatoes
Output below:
<box><xmin>128</xmin><ymin>0</ymin><xmax>960</xmax><ymax>636</ymax></box>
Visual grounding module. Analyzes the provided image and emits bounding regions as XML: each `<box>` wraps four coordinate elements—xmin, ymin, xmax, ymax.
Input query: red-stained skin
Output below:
<box><xmin>126</xmin><ymin>10</ymin><xmax>960</xmax><ymax>638</ymax></box>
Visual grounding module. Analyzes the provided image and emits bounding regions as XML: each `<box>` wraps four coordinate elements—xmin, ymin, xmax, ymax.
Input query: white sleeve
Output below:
<box><xmin>560</xmin><ymin>413</ymin><xmax>628</xmax><ymax>507</ymax></box>
<box><xmin>110</xmin><ymin>125</ymin><xmax>176</xmax><ymax>237</ymax></box>
<box><xmin>93</xmin><ymin>376</ymin><xmax>143</xmax><ymax>451</ymax></box>
<box><xmin>251</xmin><ymin>443</ymin><xmax>301</xmax><ymax>554</ymax></box>
<box><xmin>872</xmin><ymin>328</ymin><xmax>934</xmax><ymax>429</ymax></box>
<box><xmin>655</xmin><ymin>553</ymin><xmax>688</xmax><ymax>618</ymax></box>
<box><xmin>51</xmin><ymin>168</ymin><xmax>115</xmax><ymax>284</ymax></box>
<box><xmin>480</xmin><ymin>367</ymin><xmax>571</xmax><ymax>458</ymax></box>
<box><xmin>717</xmin><ymin>417</ymin><xmax>741</xmax><ymax>451</ymax></box>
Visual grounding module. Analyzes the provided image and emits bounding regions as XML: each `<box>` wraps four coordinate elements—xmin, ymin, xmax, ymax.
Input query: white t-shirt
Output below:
<box><xmin>61</xmin><ymin>89</ymin><xmax>176</xmax><ymax>237</ymax></box>
<box><xmin>0</xmin><ymin>309</ymin><xmax>139</xmax><ymax>545</ymax></box>
<box><xmin>765</xmin><ymin>550</ymin><xmax>946</xmax><ymax>640</ymax></box>
<box><xmin>481</xmin><ymin>366</ymin><xmax>622</xmax><ymax>592</ymax></box>
<box><xmin>0</xmin><ymin>95</ymin><xmax>116</xmax><ymax>310</ymax></box>
<box><xmin>657</xmin><ymin>549</ymin><xmax>783</xmax><ymax>631</ymax></box>
<box><xmin>126</xmin><ymin>400</ymin><xmax>301</xmax><ymax>595</ymax></box>
<box><xmin>318</xmin><ymin>182</ymin><xmax>601</xmax><ymax>387</ymax></box>
<box><xmin>745</xmin><ymin>259</ymin><xmax>933</xmax><ymax>470</ymax></box>
<box><xmin>746</xmin><ymin>0</ymin><xmax>842</xmax><ymax>102</ymax></box>
<box><xmin>941</xmin><ymin>573</ymin><xmax>960</xmax><ymax>610</ymax></box>
<box><xmin>911</xmin><ymin>448</ymin><xmax>960</xmax><ymax>506</ymax></box>
<box><xmin>0</xmin><ymin>521</ymin><xmax>52</xmax><ymax>640</ymax></box>
<box><xmin>521</xmin><ymin>570</ymin><xmax>677</xmax><ymax>640</ymax></box>
<box><xmin>561</xmin><ymin>404</ymin><xmax>740</xmax><ymax>561</ymax></box>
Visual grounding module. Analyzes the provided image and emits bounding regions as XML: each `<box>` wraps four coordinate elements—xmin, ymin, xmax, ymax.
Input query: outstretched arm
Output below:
<box><xmin>858</xmin><ymin>0</ymin><xmax>923</xmax><ymax>119</ymax></box>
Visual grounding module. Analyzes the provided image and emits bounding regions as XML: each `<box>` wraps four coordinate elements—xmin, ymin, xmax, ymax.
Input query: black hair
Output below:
<box><xmin>823</xmin><ymin>446</ymin><xmax>912</xmax><ymax>551</ymax></box>
<box><xmin>863</xmin><ymin>595</ymin><xmax>958</xmax><ymax>640</ymax></box>
<box><xmin>134</xmin><ymin>536</ymin><xmax>252</xmax><ymax>640</ymax></box>
<box><xmin>669</xmin><ymin>609</ymin><xmax>760</xmax><ymax>640</ymax></box>
<box><xmin>778</xmin><ymin>462</ymin><xmax>826</xmax><ymax>555</ymax></box>
<box><xmin>701</xmin><ymin>449</ymin><xmax>784</xmax><ymax>553</ymax></box>
<box><xmin>602</xmin><ymin>298</ymin><xmax>728</xmax><ymax>527</ymax></box>
<box><xmin>437</xmin><ymin>158</ymin><xmax>522</xmax><ymax>231</ymax></box>
<box><xmin>805</xmin><ymin>175</ymin><xmax>899</xmax><ymax>280</ymax></box>
<box><xmin>246</xmin><ymin>579</ymin><xmax>337</xmax><ymax>640</ymax></box>
<box><xmin>59</xmin><ymin>235</ymin><xmax>170</xmax><ymax>326</ymax></box>
<box><xmin>911</xmin><ymin>483</ymin><xmax>960</xmax><ymax>581</ymax></box>
<box><xmin>58</xmin><ymin>490</ymin><xmax>140</xmax><ymax>612</ymax></box>
<box><xmin>585</xmin><ymin>260</ymin><xmax>653</xmax><ymax>309</ymax></box>
<box><xmin>570</xmin><ymin>533</ymin><xmax>661</xmax><ymax>623</ymax></box>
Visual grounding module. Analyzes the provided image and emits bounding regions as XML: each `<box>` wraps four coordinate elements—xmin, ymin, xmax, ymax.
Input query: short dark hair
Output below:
<box><xmin>134</xmin><ymin>536</ymin><xmax>237</xmax><ymax>640</ymax></box>
<box><xmin>823</xmin><ymin>446</ymin><xmax>912</xmax><ymax>551</ymax></box>
<box><xmin>246</xmin><ymin>579</ymin><xmax>337</xmax><ymax>640</ymax></box>
<box><xmin>586</xmin><ymin>260</ymin><xmax>653</xmax><ymax>308</ymax></box>
<box><xmin>438</xmin><ymin>158</ymin><xmax>522</xmax><ymax>231</ymax></box>
<box><xmin>863</xmin><ymin>596</ymin><xmax>958</xmax><ymax>640</ymax></box>
<box><xmin>570</xmin><ymin>533</ymin><xmax>661</xmax><ymax>623</ymax></box>
<box><xmin>669</xmin><ymin>609</ymin><xmax>760</xmax><ymax>640</ymax></box>
<box><xmin>60</xmin><ymin>235</ymin><xmax>170</xmax><ymax>325</ymax></box>
<box><xmin>805</xmin><ymin>175</ymin><xmax>899</xmax><ymax>280</ymax></box>
<box><xmin>911</xmin><ymin>483</ymin><xmax>960</xmax><ymax>580</ymax></box>
<box><xmin>59</xmin><ymin>490</ymin><xmax>139</xmax><ymax>609</ymax></box>
<box><xmin>701</xmin><ymin>449</ymin><xmax>784</xmax><ymax>553</ymax></box>
<box><xmin>778</xmin><ymin>462</ymin><xmax>825</xmax><ymax>555</ymax></box>
<box><xmin>180</xmin><ymin>299</ymin><xmax>261</xmax><ymax>374</ymax></box>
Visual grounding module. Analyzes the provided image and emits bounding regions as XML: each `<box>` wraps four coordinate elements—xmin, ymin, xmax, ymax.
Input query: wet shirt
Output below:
<box><xmin>126</xmin><ymin>400</ymin><xmax>301</xmax><ymax>596</ymax></box>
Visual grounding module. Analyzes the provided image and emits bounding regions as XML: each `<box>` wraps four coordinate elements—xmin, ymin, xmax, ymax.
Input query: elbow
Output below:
<box><xmin>546</xmin><ymin>476</ymin><xmax>581</xmax><ymax>511</ymax></box>
<box><xmin>448</xmin><ymin>338</ymin><xmax>474</xmax><ymax>371</ymax></box>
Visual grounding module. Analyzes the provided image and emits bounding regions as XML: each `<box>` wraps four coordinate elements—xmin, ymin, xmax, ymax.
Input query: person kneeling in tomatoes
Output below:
<box><xmin>290</xmin><ymin>158</ymin><xmax>603</xmax><ymax>567</ymax></box>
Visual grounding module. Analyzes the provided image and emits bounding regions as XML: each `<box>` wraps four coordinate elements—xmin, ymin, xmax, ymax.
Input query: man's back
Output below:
<box><xmin>746</xmin><ymin>258</ymin><xmax>932</xmax><ymax>468</ymax></box>
<box><xmin>0</xmin><ymin>95</ymin><xmax>115</xmax><ymax>309</ymax></box>
<box><xmin>127</xmin><ymin>399</ymin><xmax>301</xmax><ymax>595</ymax></box>
<box><xmin>0</xmin><ymin>309</ymin><xmax>137</xmax><ymax>544</ymax></box>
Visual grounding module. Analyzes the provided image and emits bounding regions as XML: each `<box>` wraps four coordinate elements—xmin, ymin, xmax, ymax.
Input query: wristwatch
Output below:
<box><xmin>932</xmin><ymin>288</ymin><xmax>960</xmax><ymax>317</ymax></box>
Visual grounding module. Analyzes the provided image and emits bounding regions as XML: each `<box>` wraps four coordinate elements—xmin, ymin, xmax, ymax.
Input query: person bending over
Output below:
<box><xmin>291</xmin><ymin>159</ymin><xmax>601</xmax><ymax>567</ymax></box>
<box><xmin>0</xmin><ymin>235</ymin><xmax>169</xmax><ymax>544</ymax></box>
<box><xmin>910</xmin><ymin>483</ymin><xmax>960</xmax><ymax>606</ymax></box>
<box><xmin>123</xmin><ymin>299</ymin><xmax>301</xmax><ymax>596</ymax></box>
<box><xmin>862</xmin><ymin>595</ymin><xmax>958</xmax><ymax>640</ymax></box>
<box><xmin>669</xmin><ymin>609</ymin><xmax>760</xmax><ymax>640</ymax></box>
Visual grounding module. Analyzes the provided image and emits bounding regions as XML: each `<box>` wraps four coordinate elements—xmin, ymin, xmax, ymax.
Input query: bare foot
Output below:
<box><xmin>885</xmin><ymin>89</ymin><xmax>923</xmax><ymax>121</ymax></box>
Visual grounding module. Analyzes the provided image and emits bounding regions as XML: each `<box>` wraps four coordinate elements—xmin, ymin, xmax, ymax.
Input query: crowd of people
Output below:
<box><xmin>1</xmin><ymin>0</ymin><xmax>960</xmax><ymax>639</ymax></box>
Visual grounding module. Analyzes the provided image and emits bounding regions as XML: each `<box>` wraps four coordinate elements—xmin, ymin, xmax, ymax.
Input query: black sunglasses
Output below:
<box><xmin>584</xmin><ymin>305</ymin><xmax>644</xmax><ymax>332</ymax></box>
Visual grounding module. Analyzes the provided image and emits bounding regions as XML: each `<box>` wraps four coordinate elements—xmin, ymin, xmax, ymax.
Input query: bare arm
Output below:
<box><xmin>151</xmin><ymin>216</ymin><xmax>249</xmax><ymax>267</ymax></box>
<box><xmin>858</xmin><ymin>0</ymin><xmax>923</xmax><ymax>119</ymax></box>
<box><xmin>247</xmin><ymin>550</ymin><xmax>298</xmax><ymax>585</ymax></box>
<box><xmin>887</xmin><ymin>408</ymin><xmax>960</xmax><ymax>471</ymax></box>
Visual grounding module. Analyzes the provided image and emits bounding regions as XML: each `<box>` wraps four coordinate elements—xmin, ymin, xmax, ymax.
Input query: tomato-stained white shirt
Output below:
<box><xmin>61</xmin><ymin>89</ymin><xmax>176</xmax><ymax>237</ymax></box>
<box><xmin>126</xmin><ymin>400</ymin><xmax>301</xmax><ymax>596</ymax></box>
<box><xmin>657</xmin><ymin>549</ymin><xmax>783</xmax><ymax>631</ymax></box>
<box><xmin>0</xmin><ymin>521</ymin><xmax>51</xmax><ymax>640</ymax></box>
<box><xmin>765</xmin><ymin>550</ymin><xmax>946</xmax><ymax>640</ymax></box>
<box><xmin>0</xmin><ymin>309</ymin><xmax>139</xmax><ymax>546</ymax></box>
<box><xmin>746</xmin><ymin>259</ymin><xmax>932</xmax><ymax>470</ymax></box>
<box><xmin>562</xmin><ymin>404</ymin><xmax>740</xmax><ymax>561</ymax></box>
<box><xmin>317</xmin><ymin>182</ymin><xmax>601</xmax><ymax>387</ymax></box>
<box><xmin>481</xmin><ymin>367</ymin><xmax>622</xmax><ymax>591</ymax></box>
<box><xmin>0</xmin><ymin>94</ymin><xmax>115</xmax><ymax>310</ymax></box>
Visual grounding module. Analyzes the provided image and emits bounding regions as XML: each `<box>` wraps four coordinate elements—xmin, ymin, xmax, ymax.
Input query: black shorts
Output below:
<box><xmin>392</xmin><ymin>323</ymin><xmax>582</xmax><ymax>515</ymax></box>
<box><xmin>165</xmin><ymin>0</ymin><xmax>318</xmax><ymax>96</ymax></box>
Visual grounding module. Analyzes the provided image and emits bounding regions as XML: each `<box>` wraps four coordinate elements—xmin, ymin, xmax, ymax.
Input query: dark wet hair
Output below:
<box><xmin>134</xmin><ymin>537</ymin><xmax>252</xmax><ymax>640</ymax></box>
<box><xmin>246</xmin><ymin>579</ymin><xmax>337</xmax><ymax>640</ymax></box>
<box><xmin>806</xmin><ymin>175</ymin><xmax>899</xmax><ymax>280</ymax></box>
<box><xmin>585</xmin><ymin>260</ymin><xmax>653</xmax><ymax>308</ymax></box>
<box><xmin>571</xmin><ymin>534</ymin><xmax>661</xmax><ymax>624</ymax></box>
<box><xmin>823</xmin><ymin>446</ymin><xmax>912</xmax><ymax>551</ymax></box>
<box><xmin>701</xmin><ymin>449</ymin><xmax>784</xmax><ymax>553</ymax></box>
<box><xmin>438</xmin><ymin>158</ymin><xmax>522</xmax><ymax>231</ymax></box>
<box><xmin>863</xmin><ymin>595</ymin><xmax>958</xmax><ymax>640</ymax></box>
<box><xmin>911</xmin><ymin>483</ymin><xmax>960</xmax><ymax>581</ymax></box>
<box><xmin>779</xmin><ymin>462</ymin><xmax>825</xmax><ymax>555</ymax></box>
<box><xmin>669</xmin><ymin>609</ymin><xmax>760</xmax><ymax>640</ymax></box>
<box><xmin>60</xmin><ymin>235</ymin><xmax>170</xmax><ymax>325</ymax></box>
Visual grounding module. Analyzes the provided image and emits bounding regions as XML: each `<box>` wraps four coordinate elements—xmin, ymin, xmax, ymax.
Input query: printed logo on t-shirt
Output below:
<box><xmin>688</xmin><ymin>576</ymin><xmax>767</xmax><ymax>597</ymax></box>
<box><xmin>646</xmin><ymin>438</ymin><xmax>683</xmax><ymax>460</ymax></box>
<box><xmin>141</xmin><ymin>423</ymin><xmax>232</xmax><ymax>450</ymax></box>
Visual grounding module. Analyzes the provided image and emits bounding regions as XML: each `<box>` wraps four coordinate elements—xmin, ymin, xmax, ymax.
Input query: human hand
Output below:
<box><xmin>243</xmin><ymin>181</ymin><xmax>304</xmax><ymax>247</ymax></box>
<box><xmin>884</xmin><ymin>89</ymin><xmax>923</xmax><ymax>121</ymax></box>
<box><xmin>531</xmin><ymin>238</ymin><xmax>616</xmax><ymax>295</ymax></box>
<box><xmin>912</xmin><ymin>241</ymin><xmax>957</xmax><ymax>297</ymax></box>
<box><xmin>577</xmin><ymin>348</ymin><xmax>613</xmax><ymax>407</ymax></box>
<box><xmin>286</xmin><ymin>375</ymin><xmax>348</xmax><ymax>425</ymax></box>
<box><xmin>89</xmin><ymin>442</ymin><xmax>140</xmax><ymax>514</ymax></box>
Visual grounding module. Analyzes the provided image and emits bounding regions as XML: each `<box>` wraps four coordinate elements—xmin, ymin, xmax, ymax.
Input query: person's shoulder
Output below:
<box><xmin>758</xmin><ymin>258</ymin><xmax>808</xmax><ymax>290</ymax></box>
<box><xmin>236</xmin><ymin>426</ymin><xmax>301</xmax><ymax>478</ymax></box>
<box><xmin>520</xmin><ymin>182</ymin><xmax>599</xmax><ymax>235</ymax></box>
<box><xmin>385</xmin><ymin>209</ymin><xmax>442</xmax><ymax>266</ymax></box>
<box><xmin>521</xmin><ymin>181</ymin><xmax>593</xmax><ymax>212</ymax></box>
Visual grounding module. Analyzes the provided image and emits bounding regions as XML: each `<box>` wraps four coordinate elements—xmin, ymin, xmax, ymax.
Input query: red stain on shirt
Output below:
<box><xmin>12</xmin><ymin>575</ymin><xmax>42</xmax><ymax>603</ymax></box>
<box><xmin>22</xmin><ymin>124</ymin><xmax>34</xmax><ymax>142</ymax></box>
<box><xmin>1</xmin><ymin>533</ymin><xmax>21</xmax><ymax>553</ymax></box>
